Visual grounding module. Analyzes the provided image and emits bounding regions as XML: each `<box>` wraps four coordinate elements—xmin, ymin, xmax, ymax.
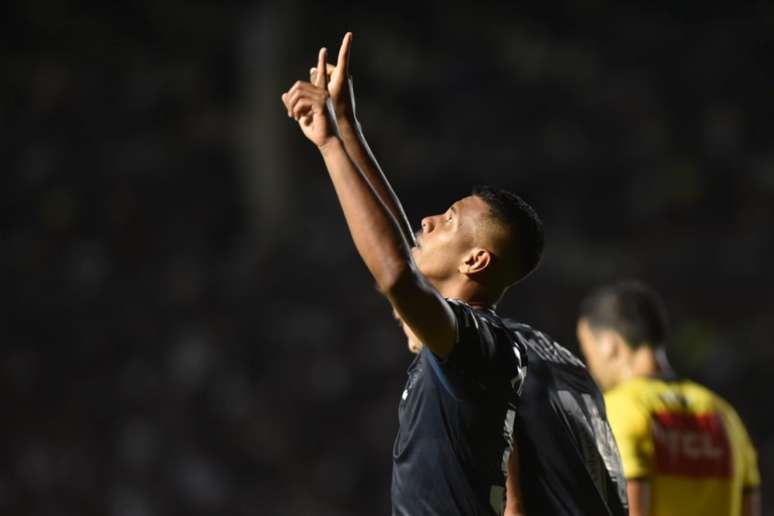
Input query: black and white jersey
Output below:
<box><xmin>391</xmin><ymin>300</ymin><xmax>527</xmax><ymax>516</ymax></box>
<box><xmin>505</xmin><ymin>320</ymin><xmax>629</xmax><ymax>516</ymax></box>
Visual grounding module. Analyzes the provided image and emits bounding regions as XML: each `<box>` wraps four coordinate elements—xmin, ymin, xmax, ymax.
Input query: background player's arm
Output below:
<box><xmin>282</xmin><ymin>46</ymin><xmax>456</xmax><ymax>358</ymax></box>
<box><xmin>743</xmin><ymin>490</ymin><xmax>761</xmax><ymax>516</ymax></box>
<box><xmin>310</xmin><ymin>33</ymin><xmax>415</xmax><ymax>246</ymax></box>
<box><xmin>742</xmin><ymin>489</ymin><xmax>761</xmax><ymax>516</ymax></box>
<box><xmin>627</xmin><ymin>479</ymin><xmax>651</xmax><ymax>516</ymax></box>
<box><xmin>738</xmin><ymin>412</ymin><xmax>762</xmax><ymax>516</ymax></box>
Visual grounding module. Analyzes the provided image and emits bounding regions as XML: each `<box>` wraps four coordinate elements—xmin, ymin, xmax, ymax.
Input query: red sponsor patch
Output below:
<box><xmin>651</xmin><ymin>411</ymin><xmax>731</xmax><ymax>478</ymax></box>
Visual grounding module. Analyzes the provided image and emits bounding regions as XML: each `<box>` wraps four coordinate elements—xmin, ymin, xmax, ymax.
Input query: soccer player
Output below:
<box><xmin>503</xmin><ymin>318</ymin><xmax>629</xmax><ymax>515</ymax></box>
<box><xmin>577</xmin><ymin>281</ymin><xmax>761</xmax><ymax>516</ymax></box>
<box><xmin>281</xmin><ymin>34</ymin><xmax>537</xmax><ymax>515</ymax></box>
<box><xmin>396</xmin><ymin>314</ymin><xmax>630</xmax><ymax>516</ymax></box>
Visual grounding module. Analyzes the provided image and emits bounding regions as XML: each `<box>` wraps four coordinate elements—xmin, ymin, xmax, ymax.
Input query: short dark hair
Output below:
<box><xmin>472</xmin><ymin>185</ymin><xmax>544</xmax><ymax>284</ymax></box>
<box><xmin>579</xmin><ymin>281</ymin><xmax>669</xmax><ymax>349</ymax></box>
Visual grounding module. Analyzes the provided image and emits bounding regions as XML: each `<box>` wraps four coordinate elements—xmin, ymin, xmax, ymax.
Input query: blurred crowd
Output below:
<box><xmin>2</xmin><ymin>2</ymin><xmax>773</xmax><ymax>515</ymax></box>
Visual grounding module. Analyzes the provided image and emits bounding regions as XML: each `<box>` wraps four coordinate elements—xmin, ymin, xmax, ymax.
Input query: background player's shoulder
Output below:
<box><xmin>605</xmin><ymin>377</ymin><xmax>657</xmax><ymax>408</ymax></box>
<box><xmin>681</xmin><ymin>379</ymin><xmax>743</xmax><ymax>421</ymax></box>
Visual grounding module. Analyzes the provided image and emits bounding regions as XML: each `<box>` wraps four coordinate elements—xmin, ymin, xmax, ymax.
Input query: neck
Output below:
<box><xmin>433</xmin><ymin>276</ymin><xmax>495</xmax><ymax>310</ymax></box>
<box><xmin>620</xmin><ymin>346</ymin><xmax>665</xmax><ymax>383</ymax></box>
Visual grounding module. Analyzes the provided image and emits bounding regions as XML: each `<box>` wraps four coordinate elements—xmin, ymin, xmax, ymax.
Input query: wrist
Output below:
<box><xmin>334</xmin><ymin>105</ymin><xmax>356</xmax><ymax>126</ymax></box>
<box><xmin>334</xmin><ymin>112</ymin><xmax>363</xmax><ymax>139</ymax></box>
<box><xmin>318</xmin><ymin>135</ymin><xmax>343</xmax><ymax>155</ymax></box>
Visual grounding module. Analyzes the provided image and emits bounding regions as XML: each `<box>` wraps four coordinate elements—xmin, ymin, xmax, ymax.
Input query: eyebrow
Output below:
<box><xmin>450</xmin><ymin>204</ymin><xmax>458</xmax><ymax>215</ymax></box>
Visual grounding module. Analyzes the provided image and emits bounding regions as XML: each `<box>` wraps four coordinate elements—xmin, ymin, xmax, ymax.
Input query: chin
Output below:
<box><xmin>411</xmin><ymin>251</ymin><xmax>427</xmax><ymax>272</ymax></box>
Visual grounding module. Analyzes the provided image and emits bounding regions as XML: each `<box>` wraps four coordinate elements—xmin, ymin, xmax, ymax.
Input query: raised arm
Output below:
<box><xmin>309</xmin><ymin>33</ymin><xmax>416</xmax><ymax>247</ymax></box>
<box><xmin>281</xmin><ymin>46</ymin><xmax>455</xmax><ymax>357</ymax></box>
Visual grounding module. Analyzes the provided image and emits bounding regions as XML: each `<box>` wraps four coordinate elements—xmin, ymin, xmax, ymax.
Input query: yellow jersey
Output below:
<box><xmin>604</xmin><ymin>376</ymin><xmax>760</xmax><ymax>516</ymax></box>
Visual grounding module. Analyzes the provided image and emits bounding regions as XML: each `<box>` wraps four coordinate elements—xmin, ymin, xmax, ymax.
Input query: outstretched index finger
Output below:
<box><xmin>336</xmin><ymin>32</ymin><xmax>353</xmax><ymax>77</ymax></box>
<box><xmin>315</xmin><ymin>47</ymin><xmax>328</xmax><ymax>88</ymax></box>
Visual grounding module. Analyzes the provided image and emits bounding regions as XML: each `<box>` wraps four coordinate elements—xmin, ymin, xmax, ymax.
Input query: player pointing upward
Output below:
<box><xmin>282</xmin><ymin>34</ymin><xmax>627</xmax><ymax>515</ymax></box>
<box><xmin>282</xmin><ymin>34</ymin><xmax>537</xmax><ymax>515</ymax></box>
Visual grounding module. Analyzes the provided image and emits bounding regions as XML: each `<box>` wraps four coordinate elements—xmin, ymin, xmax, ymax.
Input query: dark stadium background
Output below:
<box><xmin>2</xmin><ymin>1</ymin><xmax>772</xmax><ymax>514</ymax></box>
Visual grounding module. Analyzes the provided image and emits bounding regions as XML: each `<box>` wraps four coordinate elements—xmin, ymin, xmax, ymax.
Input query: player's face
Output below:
<box><xmin>577</xmin><ymin>318</ymin><xmax>618</xmax><ymax>391</ymax></box>
<box><xmin>411</xmin><ymin>195</ymin><xmax>484</xmax><ymax>283</ymax></box>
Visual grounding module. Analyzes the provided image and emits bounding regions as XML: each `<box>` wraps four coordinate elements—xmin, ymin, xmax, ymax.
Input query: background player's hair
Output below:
<box><xmin>472</xmin><ymin>185</ymin><xmax>544</xmax><ymax>285</ymax></box>
<box><xmin>579</xmin><ymin>281</ymin><xmax>669</xmax><ymax>349</ymax></box>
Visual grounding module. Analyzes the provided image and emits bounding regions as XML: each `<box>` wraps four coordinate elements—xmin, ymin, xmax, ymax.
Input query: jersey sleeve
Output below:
<box><xmin>604</xmin><ymin>388</ymin><xmax>653</xmax><ymax>479</ymax></box>
<box><xmin>718</xmin><ymin>401</ymin><xmax>761</xmax><ymax>491</ymax></box>
<box><xmin>442</xmin><ymin>299</ymin><xmax>526</xmax><ymax>391</ymax></box>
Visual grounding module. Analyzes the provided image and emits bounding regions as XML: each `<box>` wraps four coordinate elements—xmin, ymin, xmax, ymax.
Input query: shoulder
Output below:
<box><xmin>446</xmin><ymin>298</ymin><xmax>485</xmax><ymax>329</ymax></box>
<box><xmin>442</xmin><ymin>300</ymin><xmax>527</xmax><ymax>380</ymax></box>
<box><xmin>606</xmin><ymin>377</ymin><xmax>654</xmax><ymax>402</ymax></box>
<box><xmin>447</xmin><ymin>299</ymin><xmax>516</xmax><ymax>347</ymax></box>
<box><xmin>687</xmin><ymin>381</ymin><xmax>750</xmax><ymax>432</ymax></box>
<box><xmin>604</xmin><ymin>378</ymin><xmax>654</xmax><ymax>423</ymax></box>
<box><xmin>503</xmin><ymin>318</ymin><xmax>586</xmax><ymax>369</ymax></box>
<box><xmin>688</xmin><ymin>380</ymin><xmax>733</xmax><ymax>410</ymax></box>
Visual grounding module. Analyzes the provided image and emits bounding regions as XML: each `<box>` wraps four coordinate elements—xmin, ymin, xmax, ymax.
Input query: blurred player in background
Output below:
<box><xmin>577</xmin><ymin>281</ymin><xmax>761</xmax><ymax>516</ymax></box>
<box><xmin>282</xmin><ymin>33</ymin><xmax>536</xmax><ymax>515</ymax></box>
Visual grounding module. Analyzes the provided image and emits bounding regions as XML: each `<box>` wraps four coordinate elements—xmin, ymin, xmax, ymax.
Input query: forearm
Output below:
<box><xmin>505</xmin><ymin>446</ymin><xmax>525</xmax><ymax>516</ymax></box>
<box><xmin>290</xmin><ymin>36</ymin><xmax>456</xmax><ymax>357</ymax></box>
<box><xmin>319</xmin><ymin>136</ymin><xmax>414</xmax><ymax>290</ymax></box>
<box><xmin>627</xmin><ymin>480</ymin><xmax>651</xmax><ymax>516</ymax></box>
<box><xmin>336</xmin><ymin>115</ymin><xmax>416</xmax><ymax>246</ymax></box>
<box><xmin>743</xmin><ymin>490</ymin><xmax>761</xmax><ymax>516</ymax></box>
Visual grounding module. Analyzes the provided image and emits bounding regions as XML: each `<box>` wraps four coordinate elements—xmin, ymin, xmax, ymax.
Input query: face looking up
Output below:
<box><xmin>411</xmin><ymin>195</ymin><xmax>496</xmax><ymax>285</ymax></box>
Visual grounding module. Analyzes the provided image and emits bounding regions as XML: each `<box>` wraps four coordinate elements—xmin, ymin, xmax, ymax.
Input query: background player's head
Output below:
<box><xmin>576</xmin><ymin>281</ymin><xmax>669</xmax><ymax>391</ymax></box>
<box><xmin>411</xmin><ymin>185</ymin><xmax>543</xmax><ymax>306</ymax></box>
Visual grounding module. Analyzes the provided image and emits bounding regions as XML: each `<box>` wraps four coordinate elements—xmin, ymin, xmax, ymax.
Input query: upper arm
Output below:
<box><xmin>627</xmin><ymin>479</ymin><xmax>651</xmax><ymax>516</ymax></box>
<box><xmin>736</xmin><ymin>415</ymin><xmax>761</xmax><ymax>515</ymax></box>
<box><xmin>605</xmin><ymin>392</ymin><xmax>653</xmax><ymax>479</ymax></box>
<box><xmin>739</xmin><ymin>418</ymin><xmax>761</xmax><ymax>492</ymax></box>
<box><xmin>384</xmin><ymin>267</ymin><xmax>457</xmax><ymax>358</ymax></box>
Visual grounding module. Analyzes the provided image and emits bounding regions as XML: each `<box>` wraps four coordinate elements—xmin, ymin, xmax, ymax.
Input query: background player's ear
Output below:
<box><xmin>598</xmin><ymin>330</ymin><xmax>621</xmax><ymax>360</ymax></box>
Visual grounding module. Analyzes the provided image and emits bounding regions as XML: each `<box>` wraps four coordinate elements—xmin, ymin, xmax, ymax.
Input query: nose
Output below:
<box><xmin>420</xmin><ymin>216</ymin><xmax>435</xmax><ymax>233</ymax></box>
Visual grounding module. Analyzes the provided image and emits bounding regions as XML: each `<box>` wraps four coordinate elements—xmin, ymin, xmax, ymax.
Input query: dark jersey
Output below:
<box><xmin>391</xmin><ymin>300</ymin><xmax>527</xmax><ymax>516</ymax></box>
<box><xmin>504</xmin><ymin>320</ymin><xmax>629</xmax><ymax>516</ymax></box>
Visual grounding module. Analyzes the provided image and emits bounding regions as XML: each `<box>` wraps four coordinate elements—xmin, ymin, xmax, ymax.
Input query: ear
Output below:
<box><xmin>599</xmin><ymin>330</ymin><xmax>626</xmax><ymax>360</ymax></box>
<box><xmin>459</xmin><ymin>248</ymin><xmax>492</xmax><ymax>275</ymax></box>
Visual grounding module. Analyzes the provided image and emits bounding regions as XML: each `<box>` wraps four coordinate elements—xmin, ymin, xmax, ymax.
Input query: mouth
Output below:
<box><xmin>413</xmin><ymin>230</ymin><xmax>423</xmax><ymax>249</ymax></box>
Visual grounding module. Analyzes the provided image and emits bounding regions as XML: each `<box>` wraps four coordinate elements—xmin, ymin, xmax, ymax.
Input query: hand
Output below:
<box><xmin>281</xmin><ymin>48</ymin><xmax>337</xmax><ymax>148</ymax></box>
<box><xmin>310</xmin><ymin>32</ymin><xmax>355</xmax><ymax>120</ymax></box>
